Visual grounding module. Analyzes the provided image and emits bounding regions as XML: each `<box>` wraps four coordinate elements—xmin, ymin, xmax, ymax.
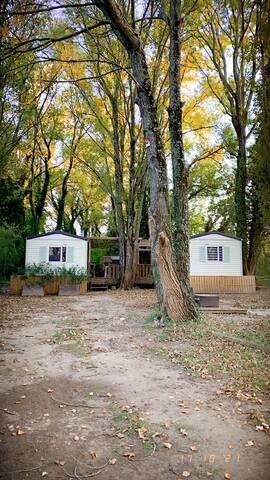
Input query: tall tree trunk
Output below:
<box><xmin>111</xmin><ymin>96</ymin><xmax>125</xmax><ymax>287</ymax></box>
<box><xmin>56</xmin><ymin>154</ymin><xmax>75</xmax><ymax>230</ymax></box>
<box><xmin>98</xmin><ymin>0</ymin><xmax>198</xmax><ymax>321</ymax></box>
<box><xmin>56</xmin><ymin>179</ymin><xmax>68</xmax><ymax>230</ymax></box>
<box><xmin>246</xmin><ymin>0</ymin><xmax>270</xmax><ymax>274</ymax></box>
<box><xmin>234</xmin><ymin>123</ymin><xmax>248</xmax><ymax>273</ymax></box>
<box><xmin>168</xmin><ymin>0</ymin><xmax>190</xmax><ymax>284</ymax></box>
<box><xmin>247</xmin><ymin>185</ymin><xmax>263</xmax><ymax>275</ymax></box>
<box><xmin>123</xmin><ymin>79</ymin><xmax>140</xmax><ymax>290</ymax></box>
<box><xmin>124</xmin><ymin>163</ymin><xmax>148</xmax><ymax>290</ymax></box>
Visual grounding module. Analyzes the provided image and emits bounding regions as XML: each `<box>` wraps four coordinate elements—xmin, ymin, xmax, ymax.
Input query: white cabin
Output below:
<box><xmin>25</xmin><ymin>231</ymin><xmax>88</xmax><ymax>271</ymax></box>
<box><xmin>190</xmin><ymin>232</ymin><xmax>243</xmax><ymax>276</ymax></box>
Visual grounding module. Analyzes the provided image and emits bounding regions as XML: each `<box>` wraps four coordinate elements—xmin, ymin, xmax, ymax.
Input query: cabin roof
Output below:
<box><xmin>191</xmin><ymin>231</ymin><xmax>242</xmax><ymax>241</ymax></box>
<box><xmin>26</xmin><ymin>230</ymin><xmax>88</xmax><ymax>241</ymax></box>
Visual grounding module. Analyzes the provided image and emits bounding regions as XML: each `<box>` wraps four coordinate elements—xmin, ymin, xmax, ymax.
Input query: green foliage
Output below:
<box><xmin>0</xmin><ymin>179</ymin><xmax>25</xmax><ymax>229</ymax></box>
<box><xmin>0</xmin><ymin>225</ymin><xmax>24</xmax><ymax>277</ymax></box>
<box><xmin>24</xmin><ymin>263</ymin><xmax>87</xmax><ymax>283</ymax></box>
<box><xmin>91</xmin><ymin>247</ymin><xmax>118</xmax><ymax>265</ymax></box>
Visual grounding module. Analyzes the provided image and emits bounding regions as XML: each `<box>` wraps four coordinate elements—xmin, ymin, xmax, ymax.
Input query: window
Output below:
<box><xmin>49</xmin><ymin>246</ymin><xmax>67</xmax><ymax>262</ymax></box>
<box><xmin>207</xmin><ymin>246</ymin><xmax>223</xmax><ymax>262</ymax></box>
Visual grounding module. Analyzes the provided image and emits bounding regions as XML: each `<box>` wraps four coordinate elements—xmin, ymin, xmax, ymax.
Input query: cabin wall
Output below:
<box><xmin>25</xmin><ymin>234</ymin><xmax>88</xmax><ymax>270</ymax></box>
<box><xmin>190</xmin><ymin>234</ymin><xmax>243</xmax><ymax>276</ymax></box>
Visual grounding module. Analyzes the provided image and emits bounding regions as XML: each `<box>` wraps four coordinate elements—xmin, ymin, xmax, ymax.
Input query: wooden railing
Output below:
<box><xmin>136</xmin><ymin>264</ymin><xmax>153</xmax><ymax>283</ymax></box>
<box><xmin>105</xmin><ymin>264</ymin><xmax>120</xmax><ymax>281</ymax></box>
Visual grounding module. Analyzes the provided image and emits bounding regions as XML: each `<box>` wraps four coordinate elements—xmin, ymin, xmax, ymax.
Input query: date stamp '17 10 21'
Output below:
<box><xmin>179</xmin><ymin>452</ymin><xmax>241</xmax><ymax>465</ymax></box>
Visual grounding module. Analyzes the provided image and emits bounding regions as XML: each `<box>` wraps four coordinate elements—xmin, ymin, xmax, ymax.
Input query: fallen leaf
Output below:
<box><xmin>190</xmin><ymin>445</ymin><xmax>198</xmax><ymax>451</ymax></box>
<box><xmin>255</xmin><ymin>425</ymin><xmax>264</xmax><ymax>431</ymax></box>
<box><xmin>137</xmin><ymin>427</ymin><xmax>148</xmax><ymax>439</ymax></box>
<box><xmin>163</xmin><ymin>442</ymin><xmax>172</xmax><ymax>449</ymax></box>
<box><xmin>54</xmin><ymin>458</ymin><xmax>65</xmax><ymax>466</ymax></box>
<box><xmin>47</xmin><ymin>389</ymin><xmax>54</xmax><ymax>393</ymax></box>
<box><xmin>17</xmin><ymin>429</ymin><xmax>26</xmax><ymax>436</ymax></box>
<box><xmin>109</xmin><ymin>458</ymin><xmax>117</xmax><ymax>465</ymax></box>
<box><xmin>207</xmin><ymin>473</ymin><xmax>213</xmax><ymax>477</ymax></box>
<box><xmin>224</xmin><ymin>474</ymin><xmax>231</xmax><ymax>479</ymax></box>
<box><xmin>107</xmin><ymin>392</ymin><xmax>112</xmax><ymax>398</ymax></box>
<box><xmin>182</xmin><ymin>472</ymin><xmax>190</xmax><ymax>477</ymax></box>
<box><xmin>117</xmin><ymin>432</ymin><xmax>124</xmax><ymax>439</ymax></box>
<box><xmin>152</xmin><ymin>431</ymin><xmax>162</xmax><ymax>438</ymax></box>
<box><xmin>123</xmin><ymin>452</ymin><xmax>135</xmax><ymax>460</ymax></box>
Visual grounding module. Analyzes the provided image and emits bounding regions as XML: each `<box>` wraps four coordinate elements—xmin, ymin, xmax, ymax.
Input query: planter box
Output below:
<box><xmin>10</xmin><ymin>276</ymin><xmax>88</xmax><ymax>296</ymax></box>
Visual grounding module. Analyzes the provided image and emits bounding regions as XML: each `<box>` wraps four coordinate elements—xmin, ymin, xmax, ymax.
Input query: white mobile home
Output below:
<box><xmin>25</xmin><ymin>231</ymin><xmax>88</xmax><ymax>271</ymax></box>
<box><xmin>190</xmin><ymin>232</ymin><xmax>243</xmax><ymax>276</ymax></box>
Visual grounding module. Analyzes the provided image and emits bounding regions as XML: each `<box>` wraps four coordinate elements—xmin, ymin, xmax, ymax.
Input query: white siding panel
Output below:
<box><xmin>25</xmin><ymin>234</ymin><xmax>88</xmax><ymax>270</ymax></box>
<box><xmin>190</xmin><ymin>235</ymin><xmax>243</xmax><ymax>276</ymax></box>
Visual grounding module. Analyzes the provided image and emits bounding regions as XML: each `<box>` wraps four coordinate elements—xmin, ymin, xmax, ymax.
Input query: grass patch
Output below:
<box><xmin>144</xmin><ymin>311</ymin><xmax>160</xmax><ymax>326</ymax></box>
<box><xmin>144</xmin><ymin>312</ymin><xmax>270</xmax><ymax>396</ymax></box>
<box><xmin>52</xmin><ymin>328</ymin><xmax>89</xmax><ymax>357</ymax></box>
<box><xmin>127</xmin><ymin>311</ymin><xmax>145</xmax><ymax>320</ymax></box>
<box><xmin>52</xmin><ymin>328</ymin><xmax>85</xmax><ymax>342</ymax></box>
<box><xmin>111</xmin><ymin>402</ymin><xmax>156</xmax><ymax>456</ymax></box>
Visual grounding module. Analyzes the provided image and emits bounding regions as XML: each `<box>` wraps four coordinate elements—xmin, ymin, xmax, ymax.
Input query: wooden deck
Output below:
<box><xmin>89</xmin><ymin>264</ymin><xmax>256</xmax><ymax>294</ymax></box>
<box><xmin>190</xmin><ymin>275</ymin><xmax>256</xmax><ymax>293</ymax></box>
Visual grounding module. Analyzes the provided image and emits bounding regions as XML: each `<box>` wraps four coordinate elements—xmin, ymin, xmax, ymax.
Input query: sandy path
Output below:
<box><xmin>0</xmin><ymin>291</ymin><xmax>269</xmax><ymax>479</ymax></box>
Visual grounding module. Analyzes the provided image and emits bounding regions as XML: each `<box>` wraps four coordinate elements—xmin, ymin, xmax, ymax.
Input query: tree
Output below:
<box><xmin>96</xmin><ymin>0</ymin><xmax>198</xmax><ymax>321</ymax></box>
<box><xmin>247</xmin><ymin>0</ymin><xmax>270</xmax><ymax>274</ymax></box>
<box><xmin>195</xmin><ymin>0</ymin><xmax>260</xmax><ymax>273</ymax></box>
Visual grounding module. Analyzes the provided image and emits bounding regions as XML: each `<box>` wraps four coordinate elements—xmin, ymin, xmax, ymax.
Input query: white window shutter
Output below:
<box><xmin>199</xmin><ymin>246</ymin><xmax>206</xmax><ymax>262</ymax></box>
<box><xmin>224</xmin><ymin>246</ymin><xmax>230</xmax><ymax>262</ymax></box>
<box><xmin>39</xmin><ymin>246</ymin><xmax>47</xmax><ymax>262</ymax></box>
<box><xmin>67</xmin><ymin>246</ymin><xmax>74</xmax><ymax>263</ymax></box>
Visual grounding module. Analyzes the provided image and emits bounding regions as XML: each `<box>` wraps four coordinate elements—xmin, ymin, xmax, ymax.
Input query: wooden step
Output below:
<box><xmin>202</xmin><ymin>308</ymin><xmax>247</xmax><ymax>314</ymax></box>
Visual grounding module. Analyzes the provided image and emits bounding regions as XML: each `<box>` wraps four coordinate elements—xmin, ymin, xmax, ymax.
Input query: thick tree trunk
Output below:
<box><xmin>98</xmin><ymin>0</ymin><xmax>198</xmax><ymax>321</ymax></box>
<box><xmin>168</xmin><ymin>0</ymin><xmax>190</xmax><ymax>284</ymax></box>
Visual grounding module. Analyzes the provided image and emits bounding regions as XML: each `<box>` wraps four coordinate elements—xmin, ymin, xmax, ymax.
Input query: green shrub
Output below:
<box><xmin>24</xmin><ymin>263</ymin><xmax>87</xmax><ymax>283</ymax></box>
<box><xmin>0</xmin><ymin>225</ymin><xmax>24</xmax><ymax>278</ymax></box>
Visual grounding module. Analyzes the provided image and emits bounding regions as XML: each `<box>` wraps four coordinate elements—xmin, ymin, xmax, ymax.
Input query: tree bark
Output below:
<box><xmin>98</xmin><ymin>0</ymin><xmax>198</xmax><ymax>321</ymax></box>
<box><xmin>233</xmin><ymin>121</ymin><xmax>248</xmax><ymax>273</ymax></box>
<box><xmin>111</xmin><ymin>95</ymin><xmax>126</xmax><ymax>287</ymax></box>
<box><xmin>168</xmin><ymin>0</ymin><xmax>190</xmax><ymax>283</ymax></box>
<box><xmin>247</xmin><ymin>185</ymin><xmax>263</xmax><ymax>275</ymax></box>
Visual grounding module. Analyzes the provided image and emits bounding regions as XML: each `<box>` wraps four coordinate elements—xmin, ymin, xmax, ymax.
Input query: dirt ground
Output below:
<box><xmin>0</xmin><ymin>289</ymin><xmax>269</xmax><ymax>480</ymax></box>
